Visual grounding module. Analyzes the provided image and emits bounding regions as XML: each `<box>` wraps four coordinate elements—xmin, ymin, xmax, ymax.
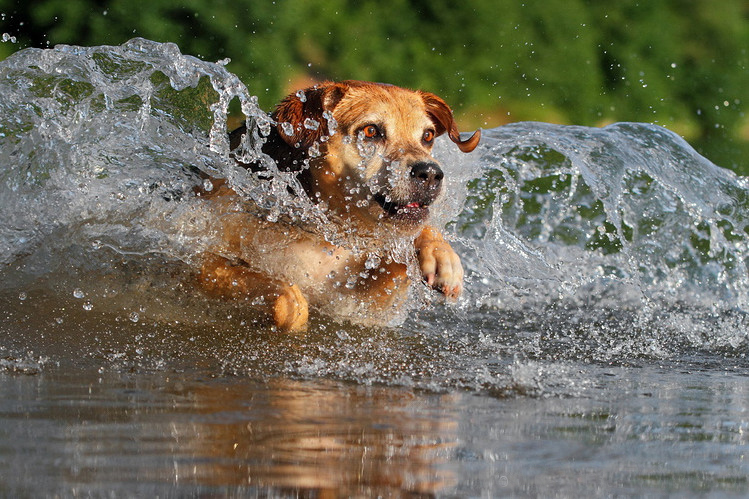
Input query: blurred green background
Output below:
<box><xmin>0</xmin><ymin>0</ymin><xmax>747</xmax><ymax>173</ymax></box>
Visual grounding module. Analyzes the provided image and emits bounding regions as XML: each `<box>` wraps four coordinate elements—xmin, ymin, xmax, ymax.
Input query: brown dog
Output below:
<box><xmin>198</xmin><ymin>80</ymin><xmax>480</xmax><ymax>331</ymax></box>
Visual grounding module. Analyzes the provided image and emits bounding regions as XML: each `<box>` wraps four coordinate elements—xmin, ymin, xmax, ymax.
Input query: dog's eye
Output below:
<box><xmin>362</xmin><ymin>125</ymin><xmax>381</xmax><ymax>139</ymax></box>
<box><xmin>423</xmin><ymin>129</ymin><xmax>435</xmax><ymax>144</ymax></box>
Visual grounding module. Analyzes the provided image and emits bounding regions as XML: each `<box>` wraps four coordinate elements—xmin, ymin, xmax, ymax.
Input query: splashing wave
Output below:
<box><xmin>1</xmin><ymin>39</ymin><xmax>747</xmax><ymax>393</ymax></box>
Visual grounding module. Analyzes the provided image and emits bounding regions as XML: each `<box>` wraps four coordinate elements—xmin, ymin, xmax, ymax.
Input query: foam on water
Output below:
<box><xmin>0</xmin><ymin>39</ymin><xmax>747</xmax><ymax>395</ymax></box>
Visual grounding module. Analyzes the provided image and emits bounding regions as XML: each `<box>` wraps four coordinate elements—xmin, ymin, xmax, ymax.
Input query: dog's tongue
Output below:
<box><xmin>404</xmin><ymin>202</ymin><xmax>421</xmax><ymax>209</ymax></box>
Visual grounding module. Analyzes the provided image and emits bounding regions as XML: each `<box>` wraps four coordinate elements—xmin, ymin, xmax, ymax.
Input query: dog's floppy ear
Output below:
<box><xmin>272</xmin><ymin>82</ymin><xmax>347</xmax><ymax>149</ymax></box>
<box><xmin>419</xmin><ymin>91</ymin><xmax>481</xmax><ymax>153</ymax></box>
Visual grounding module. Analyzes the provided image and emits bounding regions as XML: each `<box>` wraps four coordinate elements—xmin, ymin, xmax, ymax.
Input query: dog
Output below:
<box><xmin>197</xmin><ymin>80</ymin><xmax>480</xmax><ymax>331</ymax></box>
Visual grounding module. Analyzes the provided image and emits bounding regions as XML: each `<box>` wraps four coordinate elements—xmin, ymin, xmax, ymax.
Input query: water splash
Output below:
<box><xmin>0</xmin><ymin>39</ymin><xmax>747</xmax><ymax>394</ymax></box>
<box><xmin>461</xmin><ymin>122</ymin><xmax>749</xmax><ymax>312</ymax></box>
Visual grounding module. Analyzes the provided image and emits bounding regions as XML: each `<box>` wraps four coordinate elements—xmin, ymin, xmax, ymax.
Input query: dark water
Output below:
<box><xmin>1</xmin><ymin>39</ymin><xmax>748</xmax><ymax>496</ymax></box>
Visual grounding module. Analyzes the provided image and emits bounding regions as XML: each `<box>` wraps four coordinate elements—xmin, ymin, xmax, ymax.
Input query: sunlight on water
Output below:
<box><xmin>0</xmin><ymin>38</ymin><xmax>747</xmax><ymax>396</ymax></box>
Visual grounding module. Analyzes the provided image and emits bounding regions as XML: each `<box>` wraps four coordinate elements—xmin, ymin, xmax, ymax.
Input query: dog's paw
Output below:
<box><xmin>415</xmin><ymin>227</ymin><xmax>464</xmax><ymax>299</ymax></box>
<box><xmin>273</xmin><ymin>284</ymin><xmax>309</xmax><ymax>332</ymax></box>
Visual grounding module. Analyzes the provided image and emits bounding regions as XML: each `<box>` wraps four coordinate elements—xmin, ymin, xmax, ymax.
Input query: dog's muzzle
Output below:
<box><xmin>373</xmin><ymin>161</ymin><xmax>444</xmax><ymax>223</ymax></box>
<box><xmin>410</xmin><ymin>161</ymin><xmax>444</xmax><ymax>192</ymax></box>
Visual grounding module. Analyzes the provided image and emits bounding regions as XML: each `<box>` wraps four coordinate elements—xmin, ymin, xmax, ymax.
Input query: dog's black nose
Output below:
<box><xmin>410</xmin><ymin>162</ymin><xmax>444</xmax><ymax>190</ymax></box>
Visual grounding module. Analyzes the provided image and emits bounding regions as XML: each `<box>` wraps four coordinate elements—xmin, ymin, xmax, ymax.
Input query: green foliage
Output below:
<box><xmin>0</xmin><ymin>0</ymin><xmax>747</xmax><ymax>171</ymax></box>
<box><xmin>149</xmin><ymin>72</ymin><xmax>219</xmax><ymax>134</ymax></box>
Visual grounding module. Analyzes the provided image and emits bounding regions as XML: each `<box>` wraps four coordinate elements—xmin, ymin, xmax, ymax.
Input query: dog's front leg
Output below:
<box><xmin>199</xmin><ymin>255</ymin><xmax>309</xmax><ymax>331</ymax></box>
<box><xmin>414</xmin><ymin>226</ymin><xmax>464</xmax><ymax>299</ymax></box>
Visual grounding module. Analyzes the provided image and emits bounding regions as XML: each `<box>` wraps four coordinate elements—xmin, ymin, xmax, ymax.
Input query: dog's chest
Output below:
<box><xmin>257</xmin><ymin>236</ymin><xmax>365</xmax><ymax>289</ymax></box>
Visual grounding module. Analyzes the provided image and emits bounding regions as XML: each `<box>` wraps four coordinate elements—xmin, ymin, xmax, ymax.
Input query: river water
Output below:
<box><xmin>1</xmin><ymin>39</ymin><xmax>747</xmax><ymax>497</ymax></box>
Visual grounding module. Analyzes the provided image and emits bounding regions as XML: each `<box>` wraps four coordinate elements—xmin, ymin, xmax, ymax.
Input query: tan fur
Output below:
<box><xmin>198</xmin><ymin>81</ymin><xmax>480</xmax><ymax>331</ymax></box>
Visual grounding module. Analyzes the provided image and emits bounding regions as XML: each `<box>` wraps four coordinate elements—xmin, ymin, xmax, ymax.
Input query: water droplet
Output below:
<box><xmin>365</xmin><ymin>254</ymin><xmax>381</xmax><ymax>270</ymax></box>
<box><xmin>202</xmin><ymin>179</ymin><xmax>214</xmax><ymax>192</ymax></box>
<box><xmin>83</xmin><ymin>301</ymin><xmax>93</xmax><ymax>311</ymax></box>
<box><xmin>303</xmin><ymin>118</ymin><xmax>319</xmax><ymax>130</ymax></box>
<box><xmin>281</xmin><ymin>122</ymin><xmax>294</xmax><ymax>136</ymax></box>
<box><xmin>296</xmin><ymin>89</ymin><xmax>307</xmax><ymax>102</ymax></box>
<box><xmin>257</xmin><ymin>117</ymin><xmax>272</xmax><ymax>137</ymax></box>
<box><xmin>129</xmin><ymin>312</ymin><xmax>140</xmax><ymax>323</ymax></box>
<box><xmin>18</xmin><ymin>292</ymin><xmax>27</xmax><ymax>301</ymax></box>
<box><xmin>73</xmin><ymin>288</ymin><xmax>85</xmax><ymax>299</ymax></box>
<box><xmin>322</xmin><ymin>110</ymin><xmax>337</xmax><ymax>135</ymax></box>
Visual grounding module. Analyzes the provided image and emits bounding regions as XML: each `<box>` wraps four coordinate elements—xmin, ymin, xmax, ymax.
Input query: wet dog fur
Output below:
<box><xmin>198</xmin><ymin>80</ymin><xmax>480</xmax><ymax>331</ymax></box>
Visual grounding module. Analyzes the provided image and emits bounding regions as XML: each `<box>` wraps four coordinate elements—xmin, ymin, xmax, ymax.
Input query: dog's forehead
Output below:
<box><xmin>334</xmin><ymin>85</ymin><xmax>432</xmax><ymax>128</ymax></box>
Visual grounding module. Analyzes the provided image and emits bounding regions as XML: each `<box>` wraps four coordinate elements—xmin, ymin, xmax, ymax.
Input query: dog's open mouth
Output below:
<box><xmin>373</xmin><ymin>193</ymin><xmax>430</xmax><ymax>222</ymax></box>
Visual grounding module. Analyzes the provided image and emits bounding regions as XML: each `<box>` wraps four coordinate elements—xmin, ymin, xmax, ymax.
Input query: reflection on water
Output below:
<box><xmin>0</xmin><ymin>370</ymin><xmax>457</xmax><ymax>497</ymax></box>
<box><xmin>183</xmin><ymin>380</ymin><xmax>456</xmax><ymax>494</ymax></box>
<box><xmin>1</xmin><ymin>362</ymin><xmax>748</xmax><ymax>496</ymax></box>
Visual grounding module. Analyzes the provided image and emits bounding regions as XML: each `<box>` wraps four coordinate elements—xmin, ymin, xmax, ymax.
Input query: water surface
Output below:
<box><xmin>1</xmin><ymin>39</ymin><xmax>748</xmax><ymax>497</ymax></box>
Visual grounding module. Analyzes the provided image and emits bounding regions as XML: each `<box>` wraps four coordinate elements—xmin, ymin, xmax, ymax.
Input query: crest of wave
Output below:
<box><xmin>0</xmin><ymin>38</ymin><xmax>338</xmax><ymax>278</ymax></box>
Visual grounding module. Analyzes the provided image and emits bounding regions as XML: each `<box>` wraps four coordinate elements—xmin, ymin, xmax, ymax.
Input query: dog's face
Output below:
<box><xmin>270</xmin><ymin>80</ymin><xmax>480</xmax><ymax>234</ymax></box>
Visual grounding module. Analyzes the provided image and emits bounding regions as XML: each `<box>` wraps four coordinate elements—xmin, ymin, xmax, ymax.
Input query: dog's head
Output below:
<box><xmin>264</xmin><ymin>80</ymin><xmax>480</xmax><ymax>233</ymax></box>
